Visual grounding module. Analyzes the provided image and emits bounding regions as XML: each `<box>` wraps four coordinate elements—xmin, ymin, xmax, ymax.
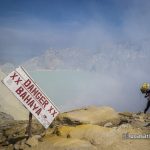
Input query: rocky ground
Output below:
<box><xmin>0</xmin><ymin>106</ymin><xmax>150</xmax><ymax>150</ymax></box>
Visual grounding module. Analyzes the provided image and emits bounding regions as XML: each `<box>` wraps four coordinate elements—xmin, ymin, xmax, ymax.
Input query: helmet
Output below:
<box><xmin>140</xmin><ymin>83</ymin><xmax>150</xmax><ymax>93</ymax></box>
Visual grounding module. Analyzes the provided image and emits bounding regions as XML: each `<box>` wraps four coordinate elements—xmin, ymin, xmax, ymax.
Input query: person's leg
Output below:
<box><xmin>144</xmin><ymin>101</ymin><xmax>150</xmax><ymax>114</ymax></box>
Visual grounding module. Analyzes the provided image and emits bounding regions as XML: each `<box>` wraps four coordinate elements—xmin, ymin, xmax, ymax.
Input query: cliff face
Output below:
<box><xmin>0</xmin><ymin>106</ymin><xmax>150</xmax><ymax>150</ymax></box>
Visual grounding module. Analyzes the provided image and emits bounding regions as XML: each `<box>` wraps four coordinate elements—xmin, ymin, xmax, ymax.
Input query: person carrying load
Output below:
<box><xmin>140</xmin><ymin>83</ymin><xmax>150</xmax><ymax>114</ymax></box>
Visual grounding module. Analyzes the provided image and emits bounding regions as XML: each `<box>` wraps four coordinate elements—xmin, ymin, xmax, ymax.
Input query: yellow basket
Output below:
<box><xmin>140</xmin><ymin>83</ymin><xmax>150</xmax><ymax>93</ymax></box>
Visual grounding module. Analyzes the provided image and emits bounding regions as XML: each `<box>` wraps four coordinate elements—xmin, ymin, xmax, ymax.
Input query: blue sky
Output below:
<box><xmin>0</xmin><ymin>0</ymin><xmax>150</xmax><ymax>64</ymax></box>
<box><xmin>0</xmin><ymin>0</ymin><xmax>124</xmax><ymax>23</ymax></box>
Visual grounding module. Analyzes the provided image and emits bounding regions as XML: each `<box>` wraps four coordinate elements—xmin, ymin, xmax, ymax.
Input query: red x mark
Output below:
<box><xmin>15</xmin><ymin>77</ymin><xmax>22</xmax><ymax>85</ymax></box>
<box><xmin>48</xmin><ymin>106</ymin><xmax>57</xmax><ymax>117</ymax></box>
<box><xmin>10</xmin><ymin>72</ymin><xmax>18</xmax><ymax>80</ymax></box>
<box><xmin>51</xmin><ymin>110</ymin><xmax>57</xmax><ymax>117</ymax></box>
<box><xmin>48</xmin><ymin>106</ymin><xmax>54</xmax><ymax>113</ymax></box>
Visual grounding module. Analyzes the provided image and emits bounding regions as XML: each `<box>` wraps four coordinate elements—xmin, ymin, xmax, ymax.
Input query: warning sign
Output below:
<box><xmin>2</xmin><ymin>66</ymin><xmax>59</xmax><ymax>129</ymax></box>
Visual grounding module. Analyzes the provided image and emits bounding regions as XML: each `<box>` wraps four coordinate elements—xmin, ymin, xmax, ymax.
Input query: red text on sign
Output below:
<box><xmin>16</xmin><ymin>86</ymin><xmax>42</xmax><ymax>116</ymax></box>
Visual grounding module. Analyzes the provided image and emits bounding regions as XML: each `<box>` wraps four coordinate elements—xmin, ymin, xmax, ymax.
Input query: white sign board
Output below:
<box><xmin>2</xmin><ymin>66</ymin><xmax>59</xmax><ymax>129</ymax></box>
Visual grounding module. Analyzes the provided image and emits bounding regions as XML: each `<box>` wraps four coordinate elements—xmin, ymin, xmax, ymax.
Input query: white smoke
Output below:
<box><xmin>1</xmin><ymin>0</ymin><xmax>150</xmax><ymax>112</ymax></box>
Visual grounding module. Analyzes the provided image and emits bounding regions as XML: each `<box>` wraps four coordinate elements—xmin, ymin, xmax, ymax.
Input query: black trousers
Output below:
<box><xmin>144</xmin><ymin>100</ymin><xmax>150</xmax><ymax>114</ymax></box>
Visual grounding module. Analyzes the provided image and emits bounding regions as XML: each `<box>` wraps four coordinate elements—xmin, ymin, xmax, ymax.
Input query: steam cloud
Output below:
<box><xmin>0</xmin><ymin>0</ymin><xmax>150</xmax><ymax>112</ymax></box>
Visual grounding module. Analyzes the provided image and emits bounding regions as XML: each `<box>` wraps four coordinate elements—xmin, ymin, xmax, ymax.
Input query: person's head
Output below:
<box><xmin>140</xmin><ymin>83</ymin><xmax>150</xmax><ymax>94</ymax></box>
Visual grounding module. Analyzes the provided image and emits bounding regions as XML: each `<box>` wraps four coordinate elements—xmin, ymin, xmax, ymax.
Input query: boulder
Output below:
<box><xmin>56</xmin><ymin>124</ymin><xmax>150</xmax><ymax>150</ymax></box>
<box><xmin>24</xmin><ymin>136</ymin><xmax>97</xmax><ymax>150</ymax></box>
<box><xmin>57</xmin><ymin>106</ymin><xmax>120</xmax><ymax>126</ymax></box>
<box><xmin>25</xmin><ymin>136</ymin><xmax>38</xmax><ymax>147</ymax></box>
<box><xmin>56</xmin><ymin>124</ymin><xmax>120</xmax><ymax>145</ymax></box>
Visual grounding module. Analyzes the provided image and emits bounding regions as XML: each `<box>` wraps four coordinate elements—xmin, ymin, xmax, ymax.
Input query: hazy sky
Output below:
<box><xmin>0</xmin><ymin>0</ymin><xmax>150</xmax><ymax>113</ymax></box>
<box><xmin>0</xmin><ymin>0</ymin><xmax>150</xmax><ymax>64</ymax></box>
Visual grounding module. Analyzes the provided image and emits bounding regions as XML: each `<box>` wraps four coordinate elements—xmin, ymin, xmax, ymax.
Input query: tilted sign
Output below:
<box><xmin>2</xmin><ymin>66</ymin><xmax>59</xmax><ymax>129</ymax></box>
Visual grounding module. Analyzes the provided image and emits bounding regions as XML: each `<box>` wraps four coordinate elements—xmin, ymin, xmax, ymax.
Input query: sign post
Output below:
<box><xmin>2</xmin><ymin>66</ymin><xmax>59</xmax><ymax>133</ymax></box>
<box><xmin>28</xmin><ymin>112</ymin><xmax>32</xmax><ymax>137</ymax></box>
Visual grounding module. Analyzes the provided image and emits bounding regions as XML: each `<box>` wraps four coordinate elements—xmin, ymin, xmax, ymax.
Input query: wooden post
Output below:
<box><xmin>28</xmin><ymin>112</ymin><xmax>32</xmax><ymax>138</ymax></box>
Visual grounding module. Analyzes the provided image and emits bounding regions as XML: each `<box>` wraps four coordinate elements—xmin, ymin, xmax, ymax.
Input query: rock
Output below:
<box><xmin>2</xmin><ymin>141</ymin><xmax>9</xmax><ymax>146</ymax></box>
<box><xmin>137</xmin><ymin>115</ymin><xmax>145</xmax><ymax>122</ymax></box>
<box><xmin>143</xmin><ymin>122</ymin><xmax>150</xmax><ymax>127</ymax></box>
<box><xmin>25</xmin><ymin>136</ymin><xmax>38</xmax><ymax>147</ymax></box>
<box><xmin>54</xmin><ymin>126</ymin><xmax>74</xmax><ymax>137</ymax></box>
<box><xmin>34</xmin><ymin>135</ymin><xmax>42</xmax><ymax>140</ymax></box>
<box><xmin>131</xmin><ymin>120</ymin><xmax>145</xmax><ymax>128</ymax></box>
<box><xmin>57</xmin><ymin>124</ymin><xmax>120</xmax><ymax>145</ymax></box>
<box><xmin>24</xmin><ymin>136</ymin><xmax>97</xmax><ymax>150</ymax></box>
<box><xmin>0</xmin><ymin>120</ymin><xmax>44</xmax><ymax>141</ymax></box>
<box><xmin>19</xmin><ymin>143</ymin><xmax>26</xmax><ymax>150</ymax></box>
<box><xmin>119</xmin><ymin>117</ymin><xmax>129</xmax><ymax>125</ymax></box>
<box><xmin>132</xmin><ymin>114</ymin><xmax>140</xmax><ymax>119</ymax></box>
<box><xmin>19</xmin><ymin>138</ymin><xmax>27</xmax><ymax>150</ymax></box>
<box><xmin>6</xmin><ymin>144</ymin><xmax>14</xmax><ymax>150</ymax></box>
<box><xmin>0</xmin><ymin>119</ymin><xmax>44</xmax><ymax>148</ymax></box>
<box><xmin>56</xmin><ymin>123</ymin><xmax>149</xmax><ymax>150</ymax></box>
<box><xmin>40</xmin><ymin>131</ymin><xmax>46</xmax><ymax>137</ymax></box>
<box><xmin>0</xmin><ymin>133</ymin><xmax>6</xmax><ymax>144</ymax></box>
<box><xmin>117</xmin><ymin>123</ymin><xmax>133</xmax><ymax>130</ymax></box>
<box><xmin>104</xmin><ymin>122</ymin><xmax>113</xmax><ymax>127</ymax></box>
<box><xmin>119</xmin><ymin>112</ymin><xmax>133</xmax><ymax>118</ymax></box>
<box><xmin>57</xmin><ymin>106</ymin><xmax>120</xmax><ymax>126</ymax></box>
<box><xmin>0</xmin><ymin>112</ymin><xmax>14</xmax><ymax>121</ymax></box>
<box><xmin>136</xmin><ymin>111</ymin><xmax>143</xmax><ymax>115</ymax></box>
<box><xmin>13</xmin><ymin>138</ymin><xmax>28</xmax><ymax>150</ymax></box>
<box><xmin>43</xmin><ymin>127</ymin><xmax>56</xmax><ymax>137</ymax></box>
<box><xmin>14</xmin><ymin>142</ymin><xmax>20</xmax><ymax>150</ymax></box>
